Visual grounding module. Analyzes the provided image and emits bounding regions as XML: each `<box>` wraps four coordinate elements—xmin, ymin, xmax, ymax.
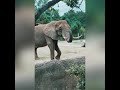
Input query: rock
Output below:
<box><xmin>35</xmin><ymin>56</ymin><xmax>85</xmax><ymax>90</ymax></box>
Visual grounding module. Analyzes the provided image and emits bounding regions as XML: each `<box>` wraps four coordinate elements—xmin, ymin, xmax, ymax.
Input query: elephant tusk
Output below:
<box><xmin>63</xmin><ymin>37</ymin><xmax>67</xmax><ymax>40</ymax></box>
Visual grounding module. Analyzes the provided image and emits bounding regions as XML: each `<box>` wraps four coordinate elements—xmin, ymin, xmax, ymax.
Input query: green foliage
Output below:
<box><xmin>35</xmin><ymin>0</ymin><xmax>80</xmax><ymax>13</ymax></box>
<box><xmin>35</xmin><ymin>0</ymin><xmax>79</xmax><ymax>9</ymax></box>
<box><xmin>61</xmin><ymin>10</ymin><xmax>86</xmax><ymax>37</ymax></box>
<box><xmin>35</xmin><ymin>0</ymin><xmax>48</xmax><ymax>9</ymax></box>
<box><xmin>79</xmin><ymin>26</ymin><xmax>86</xmax><ymax>39</ymax></box>
<box><xmin>36</xmin><ymin>8</ymin><xmax>60</xmax><ymax>24</ymax></box>
<box><xmin>65</xmin><ymin>64</ymin><xmax>85</xmax><ymax>90</ymax></box>
<box><xmin>63</xmin><ymin>0</ymin><xmax>79</xmax><ymax>8</ymax></box>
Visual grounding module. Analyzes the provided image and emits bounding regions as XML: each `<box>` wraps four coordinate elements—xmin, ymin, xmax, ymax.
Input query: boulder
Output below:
<box><xmin>35</xmin><ymin>56</ymin><xmax>85</xmax><ymax>90</ymax></box>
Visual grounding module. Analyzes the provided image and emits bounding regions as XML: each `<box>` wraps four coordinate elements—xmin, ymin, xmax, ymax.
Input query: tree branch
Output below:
<box><xmin>75</xmin><ymin>6</ymin><xmax>83</xmax><ymax>12</ymax></box>
<box><xmin>35</xmin><ymin>0</ymin><xmax>61</xmax><ymax>22</ymax></box>
<box><xmin>79</xmin><ymin>0</ymin><xmax>84</xmax><ymax>7</ymax></box>
<box><xmin>75</xmin><ymin>0</ymin><xmax>84</xmax><ymax>12</ymax></box>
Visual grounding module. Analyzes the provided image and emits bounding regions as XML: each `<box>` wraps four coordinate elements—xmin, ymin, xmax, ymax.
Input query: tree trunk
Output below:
<box><xmin>35</xmin><ymin>0</ymin><xmax>61</xmax><ymax>22</ymax></box>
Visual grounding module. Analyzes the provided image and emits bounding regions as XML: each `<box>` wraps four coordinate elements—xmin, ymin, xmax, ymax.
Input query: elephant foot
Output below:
<box><xmin>35</xmin><ymin>56</ymin><xmax>40</xmax><ymax>60</ymax></box>
<box><xmin>55</xmin><ymin>56</ymin><xmax>60</xmax><ymax>60</ymax></box>
<box><xmin>51</xmin><ymin>58</ymin><xmax>59</xmax><ymax>60</ymax></box>
<box><xmin>51</xmin><ymin>59</ymin><xmax>54</xmax><ymax>60</ymax></box>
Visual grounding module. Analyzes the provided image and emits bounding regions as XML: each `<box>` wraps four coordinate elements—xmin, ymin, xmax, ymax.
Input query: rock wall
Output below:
<box><xmin>35</xmin><ymin>56</ymin><xmax>85</xmax><ymax>90</ymax></box>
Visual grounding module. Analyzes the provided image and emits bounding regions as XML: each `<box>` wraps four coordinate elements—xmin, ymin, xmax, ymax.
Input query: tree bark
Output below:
<box><xmin>35</xmin><ymin>0</ymin><xmax>61</xmax><ymax>22</ymax></box>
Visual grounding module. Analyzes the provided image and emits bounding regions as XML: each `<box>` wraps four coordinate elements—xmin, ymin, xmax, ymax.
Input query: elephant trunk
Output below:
<box><xmin>62</xmin><ymin>30</ymin><xmax>73</xmax><ymax>43</ymax></box>
<box><xmin>67</xmin><ymin>30</ymin><xmax>72</xmax><ymax>43</ymax></box>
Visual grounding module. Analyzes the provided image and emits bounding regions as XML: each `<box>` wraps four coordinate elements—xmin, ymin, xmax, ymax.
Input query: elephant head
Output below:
<box><xmin>44</xmin><ymin>20</ymin><xmax>72</xmax><ymax>42</ymax></box>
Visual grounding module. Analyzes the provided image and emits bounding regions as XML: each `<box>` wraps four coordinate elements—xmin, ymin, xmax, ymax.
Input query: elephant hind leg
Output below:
<box><xmin>54</xmin><ymin>41</ymin><xmax>61</xmax><ymax>60</ymax></box>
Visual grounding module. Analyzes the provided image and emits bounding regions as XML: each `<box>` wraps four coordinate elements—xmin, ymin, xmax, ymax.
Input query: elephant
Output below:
<box><xmin>35</xmin><ymin>20</ymin><xmax>72</xmax><ymax>60</ymax></box>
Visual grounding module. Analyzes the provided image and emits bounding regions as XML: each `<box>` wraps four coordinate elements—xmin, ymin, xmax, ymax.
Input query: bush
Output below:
<box><xmin>65</xmin><ymin>64</ymin><xmax>85</xmax><ymax>90</ymax></box>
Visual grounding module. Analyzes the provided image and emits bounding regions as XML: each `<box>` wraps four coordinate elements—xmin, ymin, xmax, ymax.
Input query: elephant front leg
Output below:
<box><xmin>35</xmin><ymin>48</ymin><xmax>39</xmax><ymax>59</ymax></box>
<box><xmin>48</xmin><ymin>44</ymin><xmax>55</xmax><ymax>60</ymax></box>
<box><xmin>45</xmin><ymin>36</ymin><xmax>55</xmax><ymax>60</ymax></box>
<box><xmin>55</xmin><ymin>41</ymin><xmax>61</xmax><ymax>60</ymax></box>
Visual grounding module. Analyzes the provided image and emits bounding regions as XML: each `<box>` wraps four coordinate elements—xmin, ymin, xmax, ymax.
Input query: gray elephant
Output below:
<box><xmin>35</xmin><ymin>20</ymin><xmax>72</xmax><ymax>60</ymax></box>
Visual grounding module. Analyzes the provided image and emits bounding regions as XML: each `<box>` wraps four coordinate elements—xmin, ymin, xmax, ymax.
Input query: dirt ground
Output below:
<box><xmin>35</xmin><ymin>40</ymin><xmax>86</xmax><ymax>64</ymax></box>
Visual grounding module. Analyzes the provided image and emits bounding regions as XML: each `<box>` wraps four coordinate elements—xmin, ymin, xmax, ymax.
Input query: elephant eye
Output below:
<box><xmin>59</xmin><ymin>27</ymin><xmax>62</xmax><ymax>30</ymax></box>
<box><xmin>59</xmin><ymin>27</ymin><xmax>62</xmax><ymax>31</ymax></box>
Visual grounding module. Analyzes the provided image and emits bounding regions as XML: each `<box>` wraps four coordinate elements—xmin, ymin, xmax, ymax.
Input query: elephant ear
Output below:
<box><xmin>43</xmin><ymin>22</ymin><xmax>58</xmax><ymax>40</ymax></box>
